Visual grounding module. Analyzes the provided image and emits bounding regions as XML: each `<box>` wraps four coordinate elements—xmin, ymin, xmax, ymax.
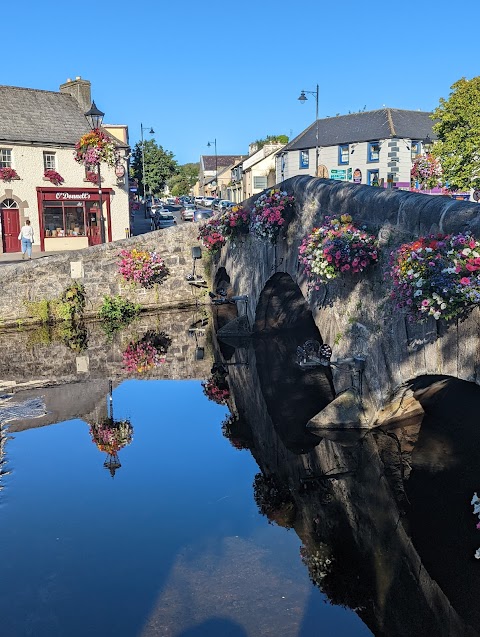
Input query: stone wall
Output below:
<box><xmin>214</xmin><ymin>177</ymin><xmax>480</xmax><ymax>416</ymax></box>
<box><xmin>0</xmin><ymin>223</ymin><xmax>207</xmax><ymax>326</ymax></box>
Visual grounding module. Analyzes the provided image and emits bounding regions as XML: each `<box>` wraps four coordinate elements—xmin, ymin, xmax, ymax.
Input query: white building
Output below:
<box><xmin>0</xmin><ymin>77</ymin><xmax>130</xmax><ymax>255</ymax></box>
<box><xmin>229</xmin><ymin>142</ymin><xmax>285</xmax><ymax>202</ymax></box>
<box><xmin>276</xmin><ymin>108</ymin><xmax>436</xmax><ymax>190</ymax></box>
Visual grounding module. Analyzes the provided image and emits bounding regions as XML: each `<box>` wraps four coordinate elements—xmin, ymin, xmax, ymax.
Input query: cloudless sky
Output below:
<box><xmin>3</xmin><ymin>0</ymin><xmax>479</xmax><ymax>164</ymax></box>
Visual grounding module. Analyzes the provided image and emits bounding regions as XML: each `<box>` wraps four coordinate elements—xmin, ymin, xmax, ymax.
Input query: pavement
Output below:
<box><xmin>0</xmin><ymin>205</ymin><xmax>187</xmax><ymax>265</ymax></box>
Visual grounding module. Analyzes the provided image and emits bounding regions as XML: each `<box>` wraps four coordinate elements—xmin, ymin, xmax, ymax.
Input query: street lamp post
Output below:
<box><xmin>141</xmin><ymin>123</ymin><xmax>155</xmax><ymax>218</ymax></box>
<box><xmin>297</xmin><ymin>84</ymin><xmax>319</xmax><ymax>176</ymax></box>
<box><xmin>85</xmin><ymin>101</ymin><xmax>106</xmax><ymax>244</ymax></box>
<box><xmin>207</xmin><ymin>139</ymin><xmax>217</xmax><ymax>197</ymax></box>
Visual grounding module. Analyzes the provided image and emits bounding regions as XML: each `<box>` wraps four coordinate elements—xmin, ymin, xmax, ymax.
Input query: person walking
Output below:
<box><xmin>18</xmin><ymin>219</ymin><xmax>34</xmax><ymax>259</ymax></box>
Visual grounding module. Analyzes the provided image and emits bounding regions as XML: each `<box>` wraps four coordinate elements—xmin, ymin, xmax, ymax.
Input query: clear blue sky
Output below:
<box><xmin>3</xmin><ymin>0</ymin><xmax>479</xmax><ymax>165</ymax></box>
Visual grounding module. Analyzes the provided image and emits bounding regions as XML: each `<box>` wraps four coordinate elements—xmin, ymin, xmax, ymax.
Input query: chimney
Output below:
<box><xmin>59</xmin><ymin>76</ymin><xmax>92</xmax><ymax>114</ymax></box>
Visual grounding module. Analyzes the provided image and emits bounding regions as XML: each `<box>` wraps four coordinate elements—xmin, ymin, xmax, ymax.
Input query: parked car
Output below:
<box><xmin>166</xmin><ymin>197</ymin><xmax>176</xmax><ymax>205</ymax></box>
<box><xmin>203</xmin><ymin>196</ymin><xmax>215</xmax><ymax>207</ymax></box>
<box><xmin>211</xmin><ymin>198</ymin><xmax>222</xmax><ymax>210</ymax></box>
<box><xmin>218</xmin><ymin>200</ymin><xmax>235</xmax><ymax>212</ymax></box>
<box><xmin>194</xmin><ymin>196</ymin><xmax>203</xmax><ymax>205</ymax></box>
<box><xmin>181</xmin><ymin>204</ymin><xmax>196</xmax><ymax>221</ymax></box>
<box><xmin>194</xmin><ymin>209</ymin><xmax>213</xmax><ymax>222</ymax></box>
<box><xmin>154</xmin><ymin>212</ymin><xmax>177</xmax><ymax>229</ymax></box>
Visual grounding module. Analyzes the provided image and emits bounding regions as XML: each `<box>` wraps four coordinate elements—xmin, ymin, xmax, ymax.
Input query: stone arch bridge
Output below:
<box><xmin>211</xmin><ymin>176</ymin><xmax>480</xmax><ymax>424</ymax></box>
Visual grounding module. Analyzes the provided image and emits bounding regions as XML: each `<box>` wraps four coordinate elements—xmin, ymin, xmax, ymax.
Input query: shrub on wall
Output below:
<box><xmin>298</xmin><ymin>215</ymin><xmax>378</xmax><ymax>289</ymax></box>
<box><xmin>388</xmin><ymin>232</ymin><xmax>480</xmax><ymax>322</ymax></box>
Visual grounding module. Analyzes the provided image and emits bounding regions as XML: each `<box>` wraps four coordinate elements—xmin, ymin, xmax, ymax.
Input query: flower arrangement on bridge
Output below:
<box><xmin>197</xmin><ymin>216</ymin><xmax>226</xmax><ymax>254</ymax></box>
<box><xmin>44</xmin><ymin>170</ymin><xmax>64</xmax><ymax>186</ymax></box>
<box><xmin>122</xmin><ymin>330</ymin><xmax>171</xmax><ymax>374</ymax></box>
<box><xmin>221</xmin><ymin>413</ymin><xmax>253</xmax><ymax>450</ymax></box>
<box><xmin>298</xmin><ymin>215</ymin><xmax>378</xmax><ymax>288</ymax></box>
<box><xmin>118</xmin><ymin>248</ymin><xmax>168</xmax><ymax>287</ymax></box>
<box><xmin>89</xmin><ymin>418</ymin><xmax>133</xmax><ymax>455</ymax></box>
<box><xmin>0</xmin><ymin>167</ymin><xmax>19</xmax><ymax>182</ymax></box>
<box><xmin>250</xmin><ymin>189</ymin><xmax>295</xmax><ymax>242</ymax></box>
<box><xmin>411</xmin><ymin>153</ymin><xmax>442</xmax><ymax>190</ymax></box>
<box><xmin>202</xmin><ymin>365</ymin><xmax>230</xmax><ymax>404</ymax></box>
<box><xmin>74</xmin><ymin>129</ymin><xmax>116</xmax><ymax>167</ymax></box>
<box><xmin>219</xmin><ymin>205</ymin><xmax>250</xmax><ymax>241</ymax></box>
<box><xmin>388</xmin><ymin>232</ymin><xmax>480</xmax><ymax>322</ymax></box>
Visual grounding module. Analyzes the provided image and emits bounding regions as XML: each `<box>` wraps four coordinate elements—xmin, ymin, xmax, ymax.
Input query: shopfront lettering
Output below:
<box><xmin>55</xmin><ymin>192</ymin><xmax>91</xmax><ymax>200</ymax></box>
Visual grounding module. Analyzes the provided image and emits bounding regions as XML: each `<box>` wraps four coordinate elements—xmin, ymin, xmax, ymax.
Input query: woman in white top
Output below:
<box><xmin>18</xmin><ymin>219</ymin><xmax>34</xmax><ymax>259</ymax></box>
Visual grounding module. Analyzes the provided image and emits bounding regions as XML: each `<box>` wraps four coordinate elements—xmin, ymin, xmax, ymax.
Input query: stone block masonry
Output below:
<box><xmin>0</xmin><ymin>224</ymin><xmax>207</xmax><ymax>326</ymax></box>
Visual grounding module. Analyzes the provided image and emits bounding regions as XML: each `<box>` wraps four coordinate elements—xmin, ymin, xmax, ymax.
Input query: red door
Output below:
<box><xmin>88</xmin><ymin>208</ymin><xmax>102</xmax><ymax>246</ymax></box>
<box><xmin>1</xmin><ymin>208</ymin><xmax>21</xmax><ymax>253</ymax></box>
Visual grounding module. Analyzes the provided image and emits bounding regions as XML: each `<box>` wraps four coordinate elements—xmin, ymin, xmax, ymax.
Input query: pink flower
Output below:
<box><xmin>460</xmin><ymin>277</ymin><xmax>471</xmax><ymax>285</ymax></box>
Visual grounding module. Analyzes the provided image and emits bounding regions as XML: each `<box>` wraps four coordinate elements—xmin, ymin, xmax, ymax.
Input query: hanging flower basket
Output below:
<box><xmin>388</xmin><ymin>232</ymin><xmax>480</xmax><ymax>322</ymax></box>
<box><xmin>44</xmin><ymin>170</ymin><xmax>64</xmax><ymax>186</ymax></box>
<box><xmin>250</xmin><ymin>189</ymin><xmax>295</xmax><ymax>242</ymax></box>
<box><xmin>122</xmin><ymin>330</ymin><xmax>171</xmax><ymax>374</ymax></box>
<box><xmin>298</xmin><ymin>215</ymin><xmax>378</xmax><ymax>289</ymax></box>
<box><xmin>218</xmin><ymin>205</ymin><xmax>250</xmax><ymax>241</ymax></box>
<box><xmin>89</xmin><ymin>418</ymin><xmax>133</xmax><ymax>454</ymax></box>
<box><xmin>0</xmin><ymin>167</ymin><xmax>19</xmax><ymax>182</ymax></box>
<box><xmin>118</xmin><ymin>248</ymin><xmax>169</xmax><ymax>287</ymax></box>
<box><xmin>74</xmin><ymin>129</ymin><xmax>116</xmax><ymax>167</ymax></box>
<box><xmin>198</xmin><ymin>216</ymin><xmax>226</xmax><ymax>254</ymax></box>
<box><xmin>411</xmin><ymin>153</ymin><xmax>442</xmax><ymax>190</ymax></box>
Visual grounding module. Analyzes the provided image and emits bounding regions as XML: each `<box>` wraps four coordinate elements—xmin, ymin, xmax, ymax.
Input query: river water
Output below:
<box><xmin>0</xmin><ymin>310</ymin><xmax>479</xmax><ymax>636</ymax></box>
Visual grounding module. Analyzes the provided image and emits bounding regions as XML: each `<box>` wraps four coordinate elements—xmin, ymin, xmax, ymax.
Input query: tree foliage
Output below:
<box><xmin>431</xmin><ymin>77</ymin><xmax>480</xmax><ymax>191</ymax></box>
<box><xmin>253</xmin><ymin>134</ymin><xmax>289</xmax><ymax>150</ymax></box>
<box><xmin>167</xmin><ymin>162</ymin><xmax>199</xmax><ymax>196</ymax></box>
<box><xmin>130</xmin><ymin>139</ymin><xmax>177</xmax><ymax>195</ymax></box>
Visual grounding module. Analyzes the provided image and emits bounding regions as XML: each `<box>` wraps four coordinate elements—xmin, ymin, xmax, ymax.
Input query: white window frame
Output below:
<box><xmin>43</xmin><ymin>152</ymin><xmax>56</xmax><ymax>171</ymax></box>
<box><xmin>0</xmin><ymin>148</ymin><xmax>12</xmax><ymax>168</ymax></box>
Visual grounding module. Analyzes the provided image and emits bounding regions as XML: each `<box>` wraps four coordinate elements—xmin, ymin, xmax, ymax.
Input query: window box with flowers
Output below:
<box><xmin>298</xmin><ymin>215</ymin><xmax>378</xmax><ymax>290</ymax></box>
<box><xmin>43</xmin><ymin>170</ymin><xmax>64</xmax><ymax>186</ymax></box>
<box><xmin>0</xmin><ymin>167</ymin><xmax>20</xmax><ymax>182</ymax></box>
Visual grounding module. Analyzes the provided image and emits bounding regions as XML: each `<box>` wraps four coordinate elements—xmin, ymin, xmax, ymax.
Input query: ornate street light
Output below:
<box><xmin>297</xmin><ymin>85</ymin><xmax>319</xmax><ymax>176</ymax></box>
<box><xmin>207</xmin><ymin>139</ymin><xmax>218</xmax><ymax>197</ymax></box>
<box><xmin>84</xmin><ymin>101</ymin><xmax>106</xmax><ymax>243</ymax></box>
<box><xmin>141</xmin><ymin>124</ymin><xmax>155</xmax><ymax>218</ymax></box>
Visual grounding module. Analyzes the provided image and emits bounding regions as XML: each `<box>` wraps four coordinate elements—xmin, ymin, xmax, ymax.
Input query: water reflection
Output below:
<box><xmin>3</xmin><ymin>305</ymin><xmax>480</xmax><ymax>635</ymax></box>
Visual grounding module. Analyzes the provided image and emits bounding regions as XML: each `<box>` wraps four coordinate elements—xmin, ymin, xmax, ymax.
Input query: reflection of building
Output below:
<box><xmin>0</xmin><ymin>77</ymin><xmax>130</xmax><ymax>255</ymax></box>
<box><xmin>275</xmin><ymin>108</ymin><xmax>435</xmax><ymax>190</ymax></box>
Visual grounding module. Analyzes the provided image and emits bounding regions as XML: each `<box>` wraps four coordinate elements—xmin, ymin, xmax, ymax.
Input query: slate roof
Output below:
<box><xmin>0</xmin><ymin>85</ymin><xmax>124</xmax><ymax>147</ymax></box>
<box><xmin>202</xmin><ymin>155</ymin><xmax>246</xmax><ymax>171</ymax></box>
<box><xmin>281</xmin><ymin>108</ymin><xmax>436</xmax><ymax>151</ymax></box>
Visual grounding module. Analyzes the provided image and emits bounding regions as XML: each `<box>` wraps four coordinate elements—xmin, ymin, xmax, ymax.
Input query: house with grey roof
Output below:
<box><xmin>0</xmin><ymin>77</ymin><xmax>130</xmax><ymax>255</ymax></box>
<box><xmin>276</xmin><ymin>108</ymin><xmax>436</xmax><ymax>190</ymax></box>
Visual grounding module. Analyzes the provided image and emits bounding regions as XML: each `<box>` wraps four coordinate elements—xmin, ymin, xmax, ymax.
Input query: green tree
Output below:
<box><xmin>431</xmin><ymin>77</ymin><xmax>480</xmax><ymax>191</ymax></box>
<box><xmin>167</xmin><ymin>162</ymin><xmax>199</xmax><ymax>196</ymax></box>
<box><xmin>130</xmin><ymin>139</ymin><xmax>178</xmax><ymax>195</ymax></box>
<box><xmin>253</xmin><ymin>134</ymin><xmax>289</xmax><ymax>150</ymax></box>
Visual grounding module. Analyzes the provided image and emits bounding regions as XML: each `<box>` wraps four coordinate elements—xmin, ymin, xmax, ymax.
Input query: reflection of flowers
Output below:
<box><xmin>250</xmin><ymin>189</ymin><xmax>295</xmax><ymax>242</ymax></box>
<box><xmin>298</xmin><ymin>215</ymin><xmax>378</xmax><ymax>288</ymax></box>
<box><xmin>122</xmin><ymin>330</ymin><xmax>171</xmax><ymax>374</ymax></box>
<box><xmin>253</xmin><ymin>472</ymin><xmax>296</xmax><ymax>528</ymax></box>
<box><xmin>74</xmin><ymin>129</ymin><xmax>116</xmax><ymax>167</ymax></box>
<box><xmin>221</xmin><ymin>413</ymin><xmax>253</xmax><ymax>450</ymax></box>
<box><xmin>89</xmin><ymin>418</ymin><xmax>133</xmax><ymax>454</ymax></box>
<box><xmin>118</xmin><ymin>248</ymin><xmax>169</xmax><ymax>287</ymax></box>
<box><xmin>300</xmin><ymin>543</ymin><xmax>333</xmax><ymax>586</ymax></box>
<box><xmin>202</xmin><ymin>366</ymin><xmax>230</xmax><ymax>404</ymax></box>
<box><xmin>389</xmin><ymin>232</ymin><xmax>480</xmax><ymax>322</ymax></box>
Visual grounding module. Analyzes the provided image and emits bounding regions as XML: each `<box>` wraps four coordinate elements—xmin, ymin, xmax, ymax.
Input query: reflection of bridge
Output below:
<box><xmin>212</xmin><ymin>176</ymin><xmax>480</xmax><ymax>425</ymax></box>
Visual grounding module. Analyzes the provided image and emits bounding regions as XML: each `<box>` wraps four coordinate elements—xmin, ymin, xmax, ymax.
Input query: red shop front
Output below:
<box><xmin>36</xmin><ymin>187</ymin><xmax>113</xmax><ymax>252</ymax></box>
